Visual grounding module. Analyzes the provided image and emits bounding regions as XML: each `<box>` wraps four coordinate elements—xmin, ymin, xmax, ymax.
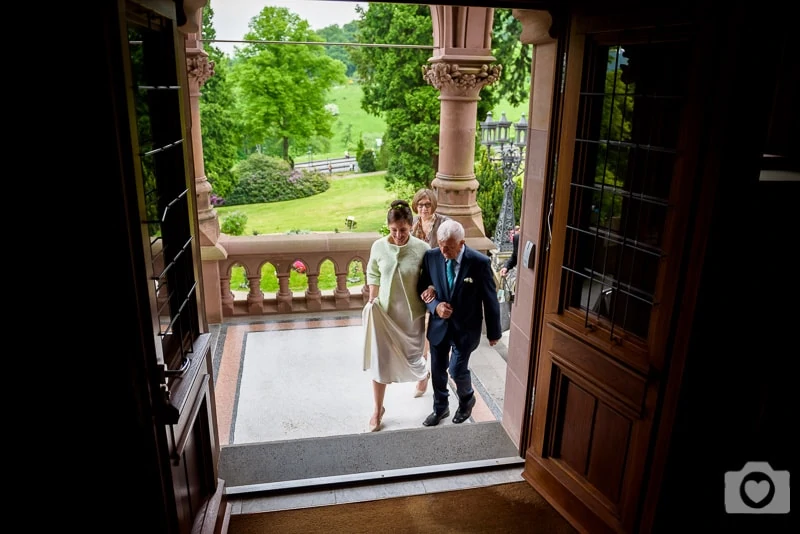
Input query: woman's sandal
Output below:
<box><xmin>368</xmin><ymin>406</ymin><xmax>386</xmax><ymax>432</ymax></box>
<box><xmin>414</xmin><ymin>371</ymin><xmax>431</xmax><ymax>398</ymax></box>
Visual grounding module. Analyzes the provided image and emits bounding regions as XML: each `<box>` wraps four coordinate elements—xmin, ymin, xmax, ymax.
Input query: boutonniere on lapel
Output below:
<box><xmin>463</xmin><ymin>277</ymin><xmax>473</xmax><ymax>283</ymax></box>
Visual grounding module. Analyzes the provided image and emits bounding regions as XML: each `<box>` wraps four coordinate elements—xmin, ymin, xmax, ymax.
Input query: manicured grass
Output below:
<box><xmin>316</xmin><ymin>83</ymin><xmax>387</xmax><ymax>160</ymax></box>
<box><xmin>215</xmin><ymin>172</ymin><xmax>393</xmax><ymax>235</ymax></box>
<box><xmin>217</xmin><ymin>172</ymin><xmax>391</xmax><ymax>292</ymax></box>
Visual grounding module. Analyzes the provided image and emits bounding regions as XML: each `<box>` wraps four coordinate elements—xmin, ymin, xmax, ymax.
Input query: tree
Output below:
<box><xmin>316</xmin><ymin>22</ymin><xmax>358</xmax><ymax>77</ymax></box>
<box><xmin>476</xmin><ymin>9</ymin><xmax>533</xmax><ymax>122</ymax></box>
<box><xmin>351</xmin><ymin>6</ymin><xmax>531</xmax><ymax>193</ymax></box>
<box><xmin>199</xmin><ymin>3</ymin><xmax>241</xmax><ymax>199</ymax></box>
<box><xmin>351</xmin><ymin>4</ymin><xmax>439</xmax><ymax>191</ymax></box>
<box><xmin>230</xmin><ymin>7</ymin><xmax>347</xmax><ymax>162</ymax></box>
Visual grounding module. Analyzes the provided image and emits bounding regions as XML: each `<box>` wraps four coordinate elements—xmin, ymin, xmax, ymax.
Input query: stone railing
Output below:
<box><xmin>215</xmin><ymin>232</ymin><xmax>377</xmax><ymax>317</ymax></box>
<box><xmin>197</xmin><ymin>231</ymin><xmax>501</xmax><ymax>321</ymax></box>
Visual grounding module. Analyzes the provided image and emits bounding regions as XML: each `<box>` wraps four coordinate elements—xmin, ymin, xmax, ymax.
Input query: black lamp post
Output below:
<box><xmin>480</xmin><ymin>111</ymin><xmax>527</xmax><ymax>253</ymax></box>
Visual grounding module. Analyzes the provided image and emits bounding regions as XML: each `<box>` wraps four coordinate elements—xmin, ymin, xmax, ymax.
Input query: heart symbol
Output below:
<box><xmin>744</xmin><ymin>480</ymin><xmax>770</xmax><ymax>503</ymax></box>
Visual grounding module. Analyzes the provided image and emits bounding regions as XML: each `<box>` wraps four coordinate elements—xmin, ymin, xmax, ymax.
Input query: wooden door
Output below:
<box><xmin>523</xmin><ymin>12</ymin><xmax>700</xmax><ymax>534</ymax></box>
<box><xmin>116</xmin><ymin>1</ymin><xmax>226</xmax><ymax>532</ymax></box>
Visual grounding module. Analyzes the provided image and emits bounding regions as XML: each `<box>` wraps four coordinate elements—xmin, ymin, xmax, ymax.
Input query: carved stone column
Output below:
<box><xmin>246</xmin><ymin>274</ymin><xmax>264</xmax><ymax>315</ymax></box>
<box><xmin>306</xmin><ymin>274</ymin><xmax>323</xmax><ymax>311</ymax></box>
<box><xmin>185</xmin><ymin>41</ymin><xmax>218</xmax><ymax>247</ymax></box>
<box><xmin>334</xmin><ymin>273</ymin><xmax>350</xmax><ymax>309</ymax></box>
<box><xmin>276</xmin><ymin>274</ymin><xmax>293</xmax><ymax>313</ymax></box>
<box><xmin>185</xmin><ymin>26</ymin><xmax>226</xmax><ymax>324</ymax></box>
<box><xmin>423</xmin><ymin>7</ymin><xmax>501</xmax><ymax>247</ymax></box>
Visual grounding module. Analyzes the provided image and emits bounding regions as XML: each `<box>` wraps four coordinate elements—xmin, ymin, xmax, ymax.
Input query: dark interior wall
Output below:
<box><xmin>654</xmin><ymin>4</ymin><xmax>796</xmax><ymax>532</ymax></box>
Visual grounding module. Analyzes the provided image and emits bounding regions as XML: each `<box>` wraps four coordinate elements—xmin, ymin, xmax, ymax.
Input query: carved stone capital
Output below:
<box><xmin>513</xmin><ymin>9</ymin><xmax>556</xmax><ymax>45</ymax></box>
<box><xmin>422</xmin><ymin>62</ymin><xmax>502</xmax><ymax>96</ymax></box>
<box><xmin>187</xmin><ymin>54</ymin><xmax>215</xmax><ymax>87</ymax></box>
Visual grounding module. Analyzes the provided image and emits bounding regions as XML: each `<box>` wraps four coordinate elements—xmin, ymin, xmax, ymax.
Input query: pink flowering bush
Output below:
<box><xmin>292</xmin><ymin>260</ymin><xmax>307</xmax><ymax>274</ymax></box>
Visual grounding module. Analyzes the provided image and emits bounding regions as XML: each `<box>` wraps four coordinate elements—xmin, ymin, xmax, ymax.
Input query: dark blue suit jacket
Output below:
<box><xmin>417</xmin><ymin>245</ymin><xmax>502</xmax><ymax>353</ymax></box>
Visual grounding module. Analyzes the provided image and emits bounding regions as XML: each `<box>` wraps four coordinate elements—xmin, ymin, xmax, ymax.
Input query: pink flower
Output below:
<box><xmin>292</xmin><ymin>260</ymin><xmax>306</xmax><ymax>274</ymax></box>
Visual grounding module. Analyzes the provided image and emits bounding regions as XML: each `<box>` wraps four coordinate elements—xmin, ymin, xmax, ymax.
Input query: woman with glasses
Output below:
<box><xmin>411</xmin><ymin>188</ymin><xmax>450</xmax><ymax>248</ymax></box>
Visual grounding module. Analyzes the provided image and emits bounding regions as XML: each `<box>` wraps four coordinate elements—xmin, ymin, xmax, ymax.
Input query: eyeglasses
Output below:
<box><xmin>417</xmin><ymin>202</ymin><xmax>432</xmax><ymax>208</ymax></box>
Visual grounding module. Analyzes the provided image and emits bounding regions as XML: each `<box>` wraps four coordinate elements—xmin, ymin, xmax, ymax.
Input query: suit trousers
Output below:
<box><xmin>430</xmin><ymin>330</ymin><xmax>474</xmax><ymax>414</ymax></box>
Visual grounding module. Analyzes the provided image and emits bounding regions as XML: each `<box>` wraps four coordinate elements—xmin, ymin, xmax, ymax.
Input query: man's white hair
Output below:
<box><xmin>437</xmin><ymin>219</ymin><xmax>465</xmax><ymax>242</ymax></box>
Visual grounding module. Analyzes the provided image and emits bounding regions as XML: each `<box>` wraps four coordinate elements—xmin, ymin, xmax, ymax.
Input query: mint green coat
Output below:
<box><xmin>366</xmin><ymin>235</ymin><xmax>430</xmax><ymax>322</ymax></box>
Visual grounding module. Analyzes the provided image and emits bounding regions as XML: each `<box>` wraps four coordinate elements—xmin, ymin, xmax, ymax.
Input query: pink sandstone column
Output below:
<box><xmin>423</xmin><ymin>6</ymin><xmax>500</xmax><ymax>247</ymax></box>
<box><xmin>185</xmin><ymin>28</ymin><xmax>225</xmax><ymax>324</ymax></box>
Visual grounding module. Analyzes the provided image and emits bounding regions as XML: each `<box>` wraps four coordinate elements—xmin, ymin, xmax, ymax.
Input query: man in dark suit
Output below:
<box><xmin>417</xmin><ymin>219</ymin><xmax>502</xmax><ymax>426</ymax></box>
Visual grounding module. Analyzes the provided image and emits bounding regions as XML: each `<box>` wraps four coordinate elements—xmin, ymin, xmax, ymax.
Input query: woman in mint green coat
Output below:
<box><xmin>362</xmin><ymin>200</ymin><xmax>433</xmax><ymax>432</ymax></box>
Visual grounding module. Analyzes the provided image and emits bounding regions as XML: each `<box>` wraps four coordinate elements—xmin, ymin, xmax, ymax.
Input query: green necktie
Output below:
<box><xmin>446</xmin><ymin>259</ymin><xmax>456</xmax><ymax>290</ymax></box>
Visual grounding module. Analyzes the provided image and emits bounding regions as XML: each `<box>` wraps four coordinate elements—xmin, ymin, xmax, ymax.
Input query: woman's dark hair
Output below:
<box><xmin>387</xmin><ymin>199</ymin><xmax>413</xmax><ymax>226</ymax></box>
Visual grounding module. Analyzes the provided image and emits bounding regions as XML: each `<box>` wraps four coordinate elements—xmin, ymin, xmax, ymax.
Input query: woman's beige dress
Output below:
<box><xmin>362</xmin><ymin>237</ymin><xmax>429</xmax><ymax>383</ymax></box>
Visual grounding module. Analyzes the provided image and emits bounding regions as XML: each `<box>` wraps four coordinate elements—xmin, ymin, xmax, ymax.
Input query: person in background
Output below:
<box><xmin>499</xmin><ymin>225</ymin><xmax>520</xmax><ymax>279</ymax></box>
<box><xmin>411</xmin><ymin>188</ymin><xmax>450</xmax><ymax>248</ymax></box>
<box><xmin>417</xmin><ymin>219</ymin><xmax>502</xmax><ymax>427</ymax></box>
<box><xmin>361</xmin><ymin>200</ymin><xmax>435</xmax><ymax>432</ymax></box>
<box><xmin>410</xmin><ymin>188</ymin><xmax>450</xmax><ymax>396</ymax></box>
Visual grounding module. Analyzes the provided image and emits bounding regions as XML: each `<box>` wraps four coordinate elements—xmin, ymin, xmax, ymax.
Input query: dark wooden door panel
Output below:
<box><xmin>586</xmin><ymin>403</ymin><xmax>630</xmax><ymax>503</ymax></box>
<box><xmin>525</xmin><ymin>9</ymin><xmax>699</xmax><ymax>533</ymax></box>
<box><xmin>548</xmin><ymin>322</ymin><xmax>648</xmax><ymax>413</ymax></box>
<box><xmin>536</xmin><ymin>331</ymin><xmax>646</xmax><ymax>520</ymax></box>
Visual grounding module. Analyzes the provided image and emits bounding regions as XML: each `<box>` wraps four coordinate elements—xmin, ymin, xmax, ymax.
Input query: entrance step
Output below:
<box><xmin>220</xmin><ymin>421</ymin><xmax>521</xmax><ymax>494</ymax></box>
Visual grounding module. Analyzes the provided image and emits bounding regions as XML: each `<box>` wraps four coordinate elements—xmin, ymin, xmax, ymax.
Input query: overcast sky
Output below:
<box><xmin>210</xmin><ymin>1</ymin><xmax>368</xmax><ymax>54</ymax></box>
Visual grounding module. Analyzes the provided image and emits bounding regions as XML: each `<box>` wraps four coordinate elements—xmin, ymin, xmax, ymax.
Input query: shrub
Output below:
<box><xmin>220</xmin><ymin>211</ymin><xmax>248</xmax><ymax>236</ymax></box>
<box><xmin>358</xmin><ymin>148</ymin><xmax>377</xmax><ymax>173</ymax></box>
<box><xmin>356</xmin><ymin>137</ymin><xmax>366</xmax><ymax>160</ymax></box>
<box><xmin>376</xmin><ymin>143</ymin><xmax>389</xmax><ymax>171</ymax></box>
<box><xmin>226</xmin><ymin>153</ymin><xmax>330</xmax><ymax>206</ymax></box>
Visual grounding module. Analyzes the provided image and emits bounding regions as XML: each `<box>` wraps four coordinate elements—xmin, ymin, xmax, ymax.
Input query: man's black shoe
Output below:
<box><xmin>423</xmin><ymin>409</ymin><xmax>450</xmax><ymax>427</ymax></box>
<box><xmin>452</xmin><ymin>396</ymin><xmax>476</xmax><ymax>424</ymax></box>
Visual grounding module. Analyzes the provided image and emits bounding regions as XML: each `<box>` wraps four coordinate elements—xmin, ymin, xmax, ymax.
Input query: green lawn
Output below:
<box><xmin>317</xmin><ymin>83</ymin><xmax>387</xmax><ymax>160</ymax></box>
<box><xmin>215</xmin><ymin>172</ymin><xmax>394</xmax><ymax>235</ymax></box>
<box><xmin>217</xmin><ymin>172</ymin><xmax>392</xmax><ymax>292</ymax></box>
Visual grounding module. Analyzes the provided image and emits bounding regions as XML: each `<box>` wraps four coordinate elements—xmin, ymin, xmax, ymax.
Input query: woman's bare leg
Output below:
<box><xmin>370</xmin><ymin>380</ymin><xmax>387</xmax><ymax>430</ymax></box>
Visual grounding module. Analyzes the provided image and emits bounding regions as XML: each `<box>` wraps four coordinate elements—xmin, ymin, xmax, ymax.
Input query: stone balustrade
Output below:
<box><xmin>216</xmin><ymin>232</ymin><xmax>377</xmax><ymax>316</ymax></box>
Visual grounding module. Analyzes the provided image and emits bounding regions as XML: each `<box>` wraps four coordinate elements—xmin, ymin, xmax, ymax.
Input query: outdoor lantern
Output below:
<box><xmin>480</xmin><ymin>111</ymin><xmax>497</xmax><ymax>146</ymax></box>
<box><xmin>478</xmin><ymin>111</ymin><xmax>527</xmax><ymax>254</ymax></box>
<box><xmin>514</xmin><ymin>114</ymin><xmax>528</xmax><ymax>147</ymax></box>
<box><xmin>497</xmin><ymin>112</ymin><xmax>511</xmax><ymax>145</ymax></box>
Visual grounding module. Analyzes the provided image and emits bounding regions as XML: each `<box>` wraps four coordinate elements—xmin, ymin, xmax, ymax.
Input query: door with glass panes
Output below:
<box><xmin>523</xmin><ymin>12</ymin><xmax>700</xmax><ymax>534</ymax></box>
